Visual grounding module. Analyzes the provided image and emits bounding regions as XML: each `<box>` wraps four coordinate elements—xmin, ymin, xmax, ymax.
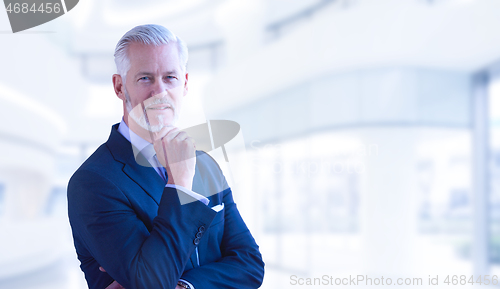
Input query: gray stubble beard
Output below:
<box><xmin>124</xmin><ymin>88</ymin><xmax>178</xmax><ymax>132</ymax></box>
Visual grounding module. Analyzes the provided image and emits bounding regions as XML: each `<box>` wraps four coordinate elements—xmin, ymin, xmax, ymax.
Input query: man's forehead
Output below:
<box><xmin>126</xmin><ymin>42</ymin><xmax>182</xmax><ymax>74</ymax></box>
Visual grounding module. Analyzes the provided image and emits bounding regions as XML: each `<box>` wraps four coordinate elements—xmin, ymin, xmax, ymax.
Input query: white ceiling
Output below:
<box><xmin>204</xmin><ymin>0</ymin><xmax>500</xmax><ymax>116</ymax></box>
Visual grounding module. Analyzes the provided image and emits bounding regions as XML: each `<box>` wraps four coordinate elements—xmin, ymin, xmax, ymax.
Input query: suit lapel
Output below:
<box><xmin>105</xmin><ymin>124</ymin><xmax>212</xmax><ymax>207</ymax></box>
<box><xmin>106</xmin><ymin>124</ymin><xmax>165</xmax><ymax>205</ymax></box>
<box><xmin>122</xmin><ymin>160</ymin><xmax>164</xmax><ymax>205</ymax></box>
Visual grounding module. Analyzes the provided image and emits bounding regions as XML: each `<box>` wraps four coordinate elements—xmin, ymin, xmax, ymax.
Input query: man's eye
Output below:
<box><xmin>139</xmin><ymin>77</ymin><xmax>150</xmax><ymax>81</ymax></box>
<box><xmin>166</xmin><ymin>76</ymin><xmax>176</xmax><ymax>80</ymax></box>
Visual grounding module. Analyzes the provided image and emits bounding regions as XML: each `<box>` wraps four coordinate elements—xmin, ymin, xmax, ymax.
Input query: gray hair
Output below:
<box><xmin>114</xmin><ymin>24</ymin><xmax>188</xmax><ymax>84</ymax></box>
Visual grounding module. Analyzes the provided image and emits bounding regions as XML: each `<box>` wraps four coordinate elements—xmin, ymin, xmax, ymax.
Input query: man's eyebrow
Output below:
<box><xmin>134</xmin><ymin>70</ymin><xmax>179</xmax><ymax>78</ymax></box>
<box><xmin>164</xmin><ymin>70</ymin><xmax>179</xmax><ymax>75</ymax></box>
<box><xmin>135</xmin><ymin>71</ymin><xmax>154</xmax><ymax>78</ymax></box>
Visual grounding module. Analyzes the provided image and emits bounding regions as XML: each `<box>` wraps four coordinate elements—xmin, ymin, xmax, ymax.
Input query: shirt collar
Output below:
<box><xmin>117</xmin><ymin>118</ymin><xmax>152</xmax><ymax>157</ymax></box>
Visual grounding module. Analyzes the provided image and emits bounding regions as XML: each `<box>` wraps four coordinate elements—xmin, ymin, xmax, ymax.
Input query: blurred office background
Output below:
<box><xmin>1</xmin><ymin>0</ymin><xmax>500</xmax><ymax>288</ymax></box>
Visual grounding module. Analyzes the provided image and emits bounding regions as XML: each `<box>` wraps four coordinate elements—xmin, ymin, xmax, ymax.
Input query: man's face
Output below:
<box><xmin>115</xmin><ymin>42</ymin><xmax>188</xmax><ymax>133</ymax></box>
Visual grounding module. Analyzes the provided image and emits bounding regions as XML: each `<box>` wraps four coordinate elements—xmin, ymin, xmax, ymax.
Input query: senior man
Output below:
<box><xmin>68</xmin><ymin>24</ymin><xmax>264</xmax><ymax>289</ymax></box>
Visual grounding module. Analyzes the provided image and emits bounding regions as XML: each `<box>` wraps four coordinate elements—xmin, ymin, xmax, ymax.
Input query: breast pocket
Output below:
<box><xmin>210</xmin><ymin>202</ymin><xmax>224</xmax><ymax>227</ymax></box>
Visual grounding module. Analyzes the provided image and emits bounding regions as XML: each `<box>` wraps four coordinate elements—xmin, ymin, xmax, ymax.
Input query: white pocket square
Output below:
<box><xmin>211</xmin><ymin>203</ymin><xmax>224</xmax><ymax>213</ymax></box>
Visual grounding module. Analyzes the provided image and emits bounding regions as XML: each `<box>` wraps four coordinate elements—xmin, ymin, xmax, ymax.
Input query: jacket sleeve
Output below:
<box><xmin>179</xmin><ymin>151</ymin><xmax>265</xmax><ymax>288</ymax></box>
<box><xmin>180</xmin><ymin>186</ymin><xmax>265</xmax><ymax>289</ymax></box>
<box><xmin>68</xmin><ymin>169</ymin><xmax>217</xmax><ymax>289</ymax></box>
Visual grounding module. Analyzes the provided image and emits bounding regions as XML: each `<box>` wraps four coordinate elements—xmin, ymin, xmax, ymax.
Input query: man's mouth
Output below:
<box><xmin>146</xmin><ymin>104</ymin><xmax>172</xmax><ymax>110</ymax></box>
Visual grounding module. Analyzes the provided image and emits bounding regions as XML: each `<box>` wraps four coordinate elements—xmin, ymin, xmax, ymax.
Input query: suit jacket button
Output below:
<box><xmin>193</xmin><ymin>237</ymin><xmax>201</xmax><ymax>245</ymax></box>
<box><xmin>198</xmin><ymin>226</ymin><xmax>205</xmax><ymax>233</ymax></box>
<box><xmin>196</xmin><ymin>232</ymin><xmax>203</xmax><ymax>238</ymax></box>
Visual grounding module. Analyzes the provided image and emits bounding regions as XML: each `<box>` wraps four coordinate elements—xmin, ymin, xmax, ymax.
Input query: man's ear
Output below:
<box><xmin>183</xmin><ymin>72</ymin><xmax>189</xmax><ymax>96</ymax></box>
<box><xmin>113</xmin><ymin>74</ymin><xmax>125</xmax><ymax>101</ymax></box>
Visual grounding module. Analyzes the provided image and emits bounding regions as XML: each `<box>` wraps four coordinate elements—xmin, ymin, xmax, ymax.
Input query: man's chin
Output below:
<box><xmin>129</xmin><ymin>114</ymin><xmax>176</xmax><ymax>131</ymax></box>
<box><xmin>131</xmin><ymin>121</ymin><xmax>170</xmax><ymax>133</ymax></box>
<box><xmin>148</xmin><ymin>116</ymin><xmax>176</xmax><ymax>129</ymax></box>
<box><xmin>145</xmin><ymin>123</ymin><xmax>173</xmax><ymax>132</ymax></box>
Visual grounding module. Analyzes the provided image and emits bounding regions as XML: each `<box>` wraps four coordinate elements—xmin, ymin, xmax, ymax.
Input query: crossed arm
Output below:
<box><xmin>68</xmin><ymin>169</ymin><xmax>264</xmax><ymax>289</ymax></box>
<box><xmin>100</xmin><ymin>268</ymin><xmax>183</xmax><ymax>289</ymax></box>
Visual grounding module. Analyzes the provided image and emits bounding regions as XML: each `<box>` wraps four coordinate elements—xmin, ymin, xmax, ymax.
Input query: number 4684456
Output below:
<box><xmin>443</xmin><ymin>275</ymin><xmax>498</xmax><ymax>285</ymax></box>
<box><xmin>6</xmin><ymin>3</ymin><xmax>61</xmax><ymax>14</ymax></box>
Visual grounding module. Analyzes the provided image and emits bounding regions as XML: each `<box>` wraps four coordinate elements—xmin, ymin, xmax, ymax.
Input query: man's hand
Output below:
<box><xmin>99</xmin><ymin>267</ymin><xmax>125</xmax><ymax>289</ymax></box>
<box><xmin>153</xmin><ymin>126</ymin><xmax>196</xmax><ymax>190</ymax></box>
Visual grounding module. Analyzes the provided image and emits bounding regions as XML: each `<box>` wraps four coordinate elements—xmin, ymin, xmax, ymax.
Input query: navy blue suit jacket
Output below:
<box><xmin>67</xmin><ymin>124</ymin><xmax>264</xmax><ymax>289</ymax></box>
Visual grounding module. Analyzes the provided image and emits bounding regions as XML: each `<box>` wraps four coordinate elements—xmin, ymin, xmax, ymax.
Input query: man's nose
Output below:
<box><xmin>151</xmin><ymin>79</ymin><xmax>169</xmax><ymax>96</ymax></box>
